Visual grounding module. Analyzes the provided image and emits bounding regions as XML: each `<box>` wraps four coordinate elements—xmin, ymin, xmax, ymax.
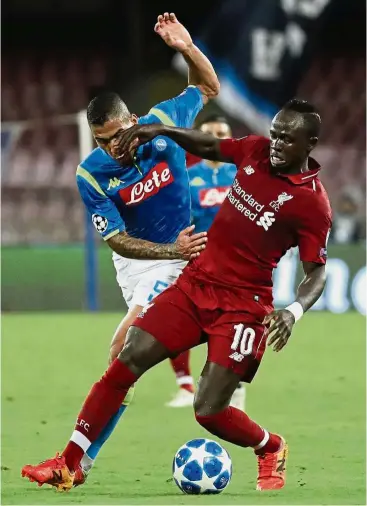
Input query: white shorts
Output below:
<box><xmin>112</xmin><ymin>252</ymin><xmax>186</xmax><ymax>310</ymax></box>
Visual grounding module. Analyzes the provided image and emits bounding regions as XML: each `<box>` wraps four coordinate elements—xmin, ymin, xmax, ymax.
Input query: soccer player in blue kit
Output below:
<box><xmin>188</xmin><ymin>115</ymin><xmax>246</xmax><ymax>411</ymax></box>
<box><xmin>73</xmin><ymin>12</ymin><xmax>219</xmax><ymax>485</ymax></box>
<box><xmin>189</xmin><ymin>115</ymin><xmax>237</xmax><ymax>233</ymax></box>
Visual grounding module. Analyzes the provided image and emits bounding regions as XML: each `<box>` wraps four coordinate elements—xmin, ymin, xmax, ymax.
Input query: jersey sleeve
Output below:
<box><xmin>76</xmin><ymin>167</ymin><xmax>125</xmax><ymax>241</ymax></box>
<box><xmin>219</xmin><ymin>137</ymin><xmax>251</xmax><ymax>165</ymax></box>
<box><xmin>296</xmin><ymin>197</ymin><xmax>332</xmax><ymax>265</ymax></box>
<box><xmin>219</xmin><ymin>135</ymin><xmax>265</xmax><ymax>165</ymax></box>
<box><xmin>148</xmin><ymin>86</ymin><xmax>204</xmax><ymax>128</ymax></box>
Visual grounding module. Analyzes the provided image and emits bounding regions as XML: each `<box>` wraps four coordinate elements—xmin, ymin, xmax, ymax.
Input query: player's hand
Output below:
<box><xmin>263</xmin><ymin>309</ymin><xmax>295</xmax><ymax>352</ymax></box>
<box><xmin>154</xmin><ymin>13</ymin><xmax>193</xmax><ymax>54</ymax></box>
<box><xmin>176</xmin><ymin>225</ymin><xmax>207</xmax><ymax>260</ymax></box>
<box><xmin>111</xmin><ymin>124</ymin><xmax>164</xmax><ymax>162</ymax></box>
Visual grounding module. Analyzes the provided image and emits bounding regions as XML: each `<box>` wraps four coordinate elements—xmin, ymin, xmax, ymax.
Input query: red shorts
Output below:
<box><xmin>133</xmin><ymin>284</ymin><xmax>267</xmax><ymax>383</ymax></box>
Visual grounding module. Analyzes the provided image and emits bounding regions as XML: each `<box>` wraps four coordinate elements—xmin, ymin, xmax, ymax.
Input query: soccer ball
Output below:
<box><xmin>172</xmin><ymin>438</ymin><xmax>232</xmax><ymax>494</ymax></box>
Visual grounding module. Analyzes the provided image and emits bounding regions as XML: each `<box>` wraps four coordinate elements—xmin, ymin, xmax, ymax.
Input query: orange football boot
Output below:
<box><xmin>256</xmin><ymin>437</ymin><xmax>288</xmax><ymax>491</ymax></box>
<box><xmin>21</xmin><ymin>453</ymin><xmax>74</xmax><ymax>491</ymax></box>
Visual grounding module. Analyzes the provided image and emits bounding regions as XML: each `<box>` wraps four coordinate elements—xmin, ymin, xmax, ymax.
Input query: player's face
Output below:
<box><xmin>200</xmin><ymin>121</ymin><xmax>232</xmax><ymax>139</ymax></box>
<box><xmin>269</xmin><ymin>111</ymin><xmax>315</xmax><ymax>172</ymax></box>
<box><xmin>92</xmin><ymin>116</ymin><xmax>138</xmax><ymax>159</ymax></box>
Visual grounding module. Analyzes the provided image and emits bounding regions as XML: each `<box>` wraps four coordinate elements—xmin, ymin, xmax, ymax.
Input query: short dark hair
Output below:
<box><xmin>281</xmin><ymin>98</ymin><xmax>321</xmax><ymax>137</ymax></box>
<box><xmin>196</xmin><ymin>114</ymin><xmax>231</xmax><ymax>129</ymax></box>
<box><xmin>87</xmin><ymin>91</ymin><xmax>130</xmax><ymax>126</ymax></box>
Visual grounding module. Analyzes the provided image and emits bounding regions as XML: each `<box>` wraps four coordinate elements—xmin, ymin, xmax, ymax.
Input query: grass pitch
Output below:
<box><xmin>2</xmin><ymin>312</ymin><xmax>365</xmax><ymax>505</ymax></box>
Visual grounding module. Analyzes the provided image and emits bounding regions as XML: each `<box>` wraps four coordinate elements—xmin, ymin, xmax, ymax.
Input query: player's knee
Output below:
<box><xmin>118</xmin><ymin>325</ymin><xmax>169</xmax><ymax>376</ymax></box>
<box><xmin>194</xmin><ymin>390</ymin><xmax>227</xmax><ymax>418</ymax></box>
<box><xmin>117</xmin><ymin>327</ymin><xmax>147</xmax><ymax>374</ymax></box>
<box><xmin>194</xmin><ymin>409</ymin><xmax>223</xmax><ymax>433</ymax></box>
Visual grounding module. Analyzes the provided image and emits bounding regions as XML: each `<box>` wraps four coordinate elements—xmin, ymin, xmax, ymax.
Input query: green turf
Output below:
<box><xmin>2</xmin><ymin>312</ymin><xmax>366</xmax><ymax>505</ymax></box>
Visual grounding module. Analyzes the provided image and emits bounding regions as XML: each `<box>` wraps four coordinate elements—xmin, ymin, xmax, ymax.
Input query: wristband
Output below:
<box><xmin>285</xmin><ymin>302</ymin><xmax>304</xmax><ymax>322</ymax></box>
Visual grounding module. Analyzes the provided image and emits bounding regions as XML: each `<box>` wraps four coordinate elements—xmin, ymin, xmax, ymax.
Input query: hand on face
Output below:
<box><xmin>110</xmin><ymin>124</ymin><xmax>164</xmax><ymax>164</ymax></box>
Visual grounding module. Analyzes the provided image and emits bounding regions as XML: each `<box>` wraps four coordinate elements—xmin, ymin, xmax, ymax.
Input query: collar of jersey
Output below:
<box><xmin>275</xmin><ymin>157</ymin><xmax>321</xmax><ymax>185</ymax></box>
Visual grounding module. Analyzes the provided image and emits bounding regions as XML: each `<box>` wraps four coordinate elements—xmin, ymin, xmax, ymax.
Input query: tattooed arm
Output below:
<box><xmin>107</xmin><ymin>226</ymin><xmax>207</xmax><ymax>261</ymax></box>
<box><xmin>107</xmin><ymin>232</ymin><xmax>177</xmax><ymax>259</ymax></box>
<box><xmin>76</xmin><ymin>171</ymin><xmax>207</xmax><ymax>261</ymax></box>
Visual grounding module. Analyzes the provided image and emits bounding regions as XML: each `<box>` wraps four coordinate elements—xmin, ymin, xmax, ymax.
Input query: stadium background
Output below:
<box><xmin>2</xmin><ymin>0</ymin><xmax>366</xmax><ymax>505</ymax></box>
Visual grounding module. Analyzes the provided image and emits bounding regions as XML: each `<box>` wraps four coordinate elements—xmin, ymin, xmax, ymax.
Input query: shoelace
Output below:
<box><xmin>257</xmin><ymin>454</ymin><xmax>276</xmax><ymax>476</ymax></box>
<box><xmin>39</xmin><ymin>453</ymin><xmax>62</xmax><ymax>466</ymax></box>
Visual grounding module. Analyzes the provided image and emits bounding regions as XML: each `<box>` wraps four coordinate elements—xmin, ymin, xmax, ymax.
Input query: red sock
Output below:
<box><xmin>196</xmin><ymin>406</ymin><xmax>281</xmax><ymax>454</ymax></box>
<box><xmin>170</xmin><ymin>352</ymin><xmax>194</xmax><ymax>393</ymax></box>
<box><xmin>62</xmin><ymin>359</ymin><xmax>137</xmax><ymax>471</ymax></box>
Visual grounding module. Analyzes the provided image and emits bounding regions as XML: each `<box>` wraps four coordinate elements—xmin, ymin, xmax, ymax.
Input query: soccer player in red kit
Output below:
<box><xmin>22</xmin><ymin>99</ymin><xmax>332</xmax><ymax>492</ymax></box>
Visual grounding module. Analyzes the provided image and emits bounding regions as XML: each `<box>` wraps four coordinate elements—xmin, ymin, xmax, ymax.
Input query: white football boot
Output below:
<box><xmin>229</xmin><ymin>384</ymin><xmax>246</xmax><ymax>411</ymax></box>
<box><xmin>166</xmin><ymin>388</ymin><xmax>195</xmax><ymax>408</ymax></box>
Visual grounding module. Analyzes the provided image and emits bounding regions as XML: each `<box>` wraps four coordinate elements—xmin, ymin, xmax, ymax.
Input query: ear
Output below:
<box><xmin>308</xmin><ymin>136</ymin><xmax>318</xmax><ymax>151</ymax></box>
<box><xmin>131</xmin><ymin>114</ymin><xmax>138</xmax><ymax>125</ymax></box>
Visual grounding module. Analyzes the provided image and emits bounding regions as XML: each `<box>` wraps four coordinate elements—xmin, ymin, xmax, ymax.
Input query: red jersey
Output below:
<box><xmin>177</xmin><ymin>135</ymin><xmax>332</xmax><ymax>316</ymax></box>
<box><xmin>186</xmin><ymin>152</ymin><xmax>202</xmax><ymax>168</ymax></box>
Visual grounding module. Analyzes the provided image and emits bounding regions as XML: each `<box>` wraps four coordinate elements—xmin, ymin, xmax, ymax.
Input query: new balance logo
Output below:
<box><xmin>243</xmin><ymin>165</ymin><xmax>255</xmax><ymax>175</ymax></box>
<box><xmin>256</xmin><ymin>211</ymin><xmax>275</xmax><ymax>231</ymax></box>
<box><xmin>229</xmin><ymin>351</ymin><xmax>244</xmax><ymax>362</ymax></box>
<box><xmin>276</xmin><ymin>457</ymin><xmax>286</xmax><ymax>473</ymax></box>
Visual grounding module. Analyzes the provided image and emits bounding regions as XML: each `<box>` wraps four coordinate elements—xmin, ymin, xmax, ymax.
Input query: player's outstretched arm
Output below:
<box><xmin>107</xmin><ymin>225</ymin><xmax>207</xmax><ymax>261</ymax></box>
<box><xmin>113</xmin><ymin>124</ymin><xmax>230</xmax><ymax>164</ymax></box>
<box><xmin>154</xmin><ymin>12</ymin><xmax>219</xmax><ymax>102</ymax></box>
<box><xmin>265</xmin><ymin>262</ymin><xmax>326</xmax><ymax>352</ymax></box>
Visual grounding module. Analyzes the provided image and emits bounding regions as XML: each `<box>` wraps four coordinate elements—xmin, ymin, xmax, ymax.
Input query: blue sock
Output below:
<box><xmin>87</xmin><ymin>404</ymin><xmax>127</xmax><ymax>459</ymax></box>
<box><xmin>81</xmin><ymin>386</ymin><xmax>135</xmax><ymax>468</ymax></box>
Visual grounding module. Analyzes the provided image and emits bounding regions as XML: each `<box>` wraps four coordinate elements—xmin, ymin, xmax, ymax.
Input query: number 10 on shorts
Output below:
<box><xmin>231</xmin><ymin>324</ymin><xmax>255</xmax><ymax>357</ymax></box>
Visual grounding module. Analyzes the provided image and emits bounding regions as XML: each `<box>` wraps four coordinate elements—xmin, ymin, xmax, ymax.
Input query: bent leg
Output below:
<box><xmin>194</xmin><ymin>360</ymin><xmax>288</xmax><ymax>491</ymax></box>
<box><xmin>82</xmin><ymin>305</ymin><xmax>143</xmax><ymax>472</ymax></box>
<box><xmin>131</xmin><ymin>263</ymin><xmax>194</xmax><ymax>396</ymax></box>
<box><xmin>194</xmin><ymin>312</ymin><xmax>281</xmax><ymax>454</ymax></box>
<box><xmin>63</xmin><ymin>327</ymin><xmax>168</xmax><ymax>472</ymax></box>
<box><xmin>63</xmin><ymin>285</ymin><xmax>202</xmax><ymax>472</ymax></box>
<box><xmin>194</xmin><ymin>361</ymin><xmax>281</xmax><ymax>452</ymax></box>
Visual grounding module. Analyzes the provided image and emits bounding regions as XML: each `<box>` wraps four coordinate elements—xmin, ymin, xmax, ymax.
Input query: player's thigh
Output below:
<box><xmin>194</xmin><ymin>361</ymin><xmax>242</xmax><ymax>416</ymax></box>
<box><xmin>207</xmin><ymin>313</ymin><xmax>267</xmax><ymax>384</ymax></box>
<box><xmin>113</xmin><ymin>254</ymin><xmax>185</xmax><ymax>308</ymax></box>
<box><xmin>130</xmin><ymin>285</ymin><xmax>203</xmax><ymax>357</ymax></box>
<box><xmin>131</xmin><ymin>259</ymin><xmax>186</xmax><ymax>307</ymax></box>
<box><xmin>109</xmin><ymin>305</ymin><xmax>143</xmax><ymax>363</ymax></box>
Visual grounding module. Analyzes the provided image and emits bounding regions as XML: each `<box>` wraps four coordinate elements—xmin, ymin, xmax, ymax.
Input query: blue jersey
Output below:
<box><xmin>189</xmin><ymin>160</ymin><xmax>237</xmax><ymax>233</ymax></box>
<box><xmin>76</xmin><ymin>86</ymin><xmax>203</xmax><ymax>244</ymax></box>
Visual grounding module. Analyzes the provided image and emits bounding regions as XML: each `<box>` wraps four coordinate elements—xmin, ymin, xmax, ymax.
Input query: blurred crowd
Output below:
<box><xmin>1</xmin><ymin>51</ymin><xmax>365</xmax><ymax>246</ymax></box>
<box><xmin>331</xmin><ymin>187</ymin><xmax>365</xmax><ymax>244</ymax></box>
